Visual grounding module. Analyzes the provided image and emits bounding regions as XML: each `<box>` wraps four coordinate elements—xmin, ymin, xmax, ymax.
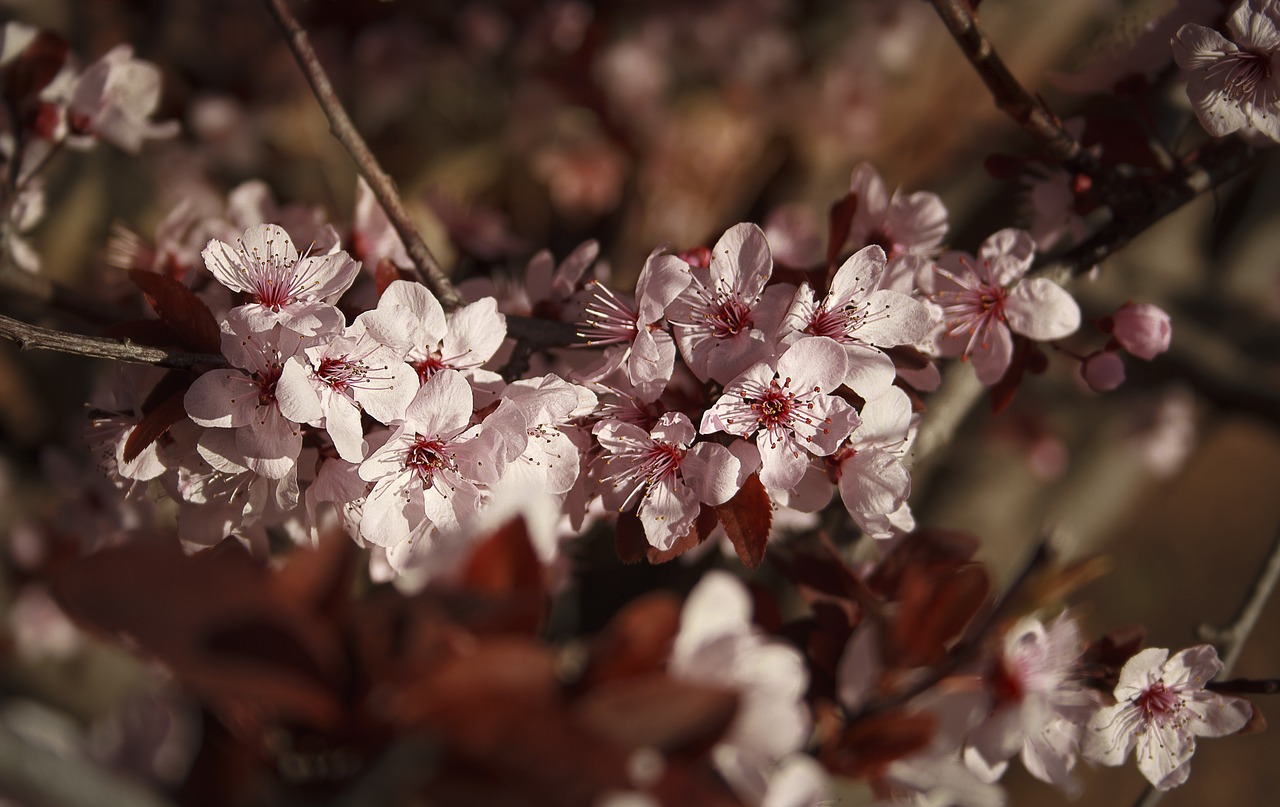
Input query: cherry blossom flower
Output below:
<box><xmin>1110</xmin><ymin>302</ymin><xmax>1172</xmax><ymax>360</ymax></box>
<box><xmin>67</xmin><ymin>44</ymin><xmax>179</xmax><ymax>153</ymax></box>
<box><xmin>783</xmin><ymin>244</ymin><xmax>932</xmax><ymax>399</ymax></box>
<box><xmin>667</xmin><ymin>222</ymin><xmax>794</xmax><ymax>384</ymax></box>
<box><xmin>670</xmin><ymin>571</ymin><xmax>811</xmax><ymax>806</ymax></box>
<box><xmin>926</xmin><ymin>229</ymin><xmax>1080</xmax><ymax>385</ymax></box>
<box><xmin>578</xmin><ymin>248</ymin><xmax>690</xmax><ymax>401</ymax></box>
<box><xmin>847</xmin><ymin>162</ymin><xmax>948</xmax><ymax>258</ymax></box>
<box><xmin>202</xmin><ymin>223</ymin><xmax>358</xmax><ymax>335</ymax></box>
<box><xmin>964</xmin><ymin>613</ymin><xmax>1098</xmax><ymax>793</ymax></box>
<box><xmin>1173</xmin><ymin>0</ymin><xmax>1280</xmax><ymax>142</ymax></box>
<box><xmin>373</xmin><ymin>280</ymin><xmax>506</xmax><ymax>389</ymax></box>
<box><xmin>594</xmin><ymin>412</ymin><xmax>744</xmax><ymax>550</ymax></box>
<box><xmin>1082</xmin><ymin>645</ymin><xmax>1253</xmax><ymax>790</ymax></box>
<box><xmin>183</xmin><ymin>313</ymin><xmax>312</xmax><ymax>479</ymax></box>
<box><xmin>357</xmin><ymin>370</ymin><xmax>502</xmax><ymax>550</ymax></box>
<box><xmin>702</xmin><ymin>337</ymin><xmax>859</xmax><ymax>492</ymax></box>
<box><xmin>831</xmin><ymin>388</ymin><xmax>916</xmax><ymax>539</ymax></box>
<box><xmin>276</xmin><ymin>319</ymin><xmax>419</xmax><ymax>463</ymax></box>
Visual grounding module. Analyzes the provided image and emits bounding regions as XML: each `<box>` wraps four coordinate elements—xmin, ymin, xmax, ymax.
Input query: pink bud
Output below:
<box><xmin>1112</xmin><ymin>302</ymin><xmax>1171</xmax><ymax>360</ymax></box>
<box><xmin>1082</xmin><ymin>351</ymin><xmax>1125</xmax><ymax>393</ymax></box>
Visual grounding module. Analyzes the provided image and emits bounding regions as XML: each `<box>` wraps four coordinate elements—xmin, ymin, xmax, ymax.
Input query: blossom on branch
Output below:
<box><xmin>1082</xmin><ymin>645</ymin><xmax>1253</xmax><ymax>790</ymax></box>
<box><xmin>1173</xmin><ymin>0</ymin><xmax>1280</xmax><ymax>142</ymax></box>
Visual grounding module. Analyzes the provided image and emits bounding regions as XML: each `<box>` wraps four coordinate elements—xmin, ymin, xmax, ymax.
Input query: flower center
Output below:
<box><xmin>255</xmin><ymin>363</ymin><xmax>283</xmax><ymax>407</ymax></box>
<box><xmin>1136</xmin><ymin>683</ymin><xmax>1182</xmax><ymax>724</ymax></box>
<box><xmin>643</xmin><ymin>441</ymin><xmax>685</xmax><ymax>484</ymax></box>
<box><xmin>316</xmin><ymin>356</ymin><xmax>367</xmax><ymax>392</ymax></box>
<box><xmin>1221</xmin><ymin>50</ymin><xmax>1274</xmax><ymax>102</ymax></box>
<box><xmin>404</xmin><ymin>436</ymin><xmax>456</xmax><ymax>487</ymax></box>
<box><xmin>709</xmin><ymin>297</ymin><xmax>753</xmax><ymax>338</ymax></box>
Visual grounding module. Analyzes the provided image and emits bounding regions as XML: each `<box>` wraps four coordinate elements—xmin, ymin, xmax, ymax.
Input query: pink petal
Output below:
<box><xmin>1005</xmin><ymin>278</ymin><xmax>1081</xmax><ymax>340</ymax></box>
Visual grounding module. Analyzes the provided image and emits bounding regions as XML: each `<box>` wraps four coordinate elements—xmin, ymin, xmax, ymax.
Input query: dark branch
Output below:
<box><xmin>261</xmin><ymin>0</ymin><xmax>463</xmax><ymax>310</ymax></box>
<box><xmin>0</xmin><ymin>313</ymin><xmax>225</xmax><ymax>368</ymax></box>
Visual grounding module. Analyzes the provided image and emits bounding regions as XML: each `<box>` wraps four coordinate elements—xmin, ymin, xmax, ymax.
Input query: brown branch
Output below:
<box><xmin>926</xmin><ymin>0</ymin><xmax>1098</xmax><ymax>176</ymax></box>
<box><xmin>1199</xmin><ymin>526</ymin><xmax>1280</xmax><ymax>676</ymax></box>
<box><xmin>0</xmin><ymin>313</ymin><xmax>225</xmax><ymax>368</ymax></box>
<box><xmin>261</xmin><ymin>0</ymin><xmax>463</xmax><ymax>310</ymax></box>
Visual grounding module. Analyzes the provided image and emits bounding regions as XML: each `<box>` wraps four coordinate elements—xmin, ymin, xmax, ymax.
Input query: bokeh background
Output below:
<box><xmin>0</xmin><ymin>0</ymin><xmax>1276</xmax><ymax>804</ymax></box>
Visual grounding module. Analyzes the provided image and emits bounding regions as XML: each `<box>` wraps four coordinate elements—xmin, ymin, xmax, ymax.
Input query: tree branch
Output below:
<box><xmin>261</xmin><ymin>0</ymin><xmax>463</xmax><ymax>310</ymax></box>
<box><xmin>1200</xmin><ymin>526</ymin><xmax>1280</xmax><ymax>676</ymax></box>
<box><xmin>0</xmin><ymin>313</ymin><xmax>225</xmax><ymax>368</ymax></box>
<box><xmin>925</xmin><ymin>0</ymin><xmax>1099</xmax><ymax>176</ymax></box>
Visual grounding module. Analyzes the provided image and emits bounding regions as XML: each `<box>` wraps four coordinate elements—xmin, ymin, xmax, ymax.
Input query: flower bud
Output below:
<box><xmin>1082</xmin><ymin>351</ymin><xmax>1124</xmax><ymax>393</ymax></box>
<box><xmin>1112</xmin><ymin>302</ymin><xmax>1171</xmax><ymax>360</ymax></box>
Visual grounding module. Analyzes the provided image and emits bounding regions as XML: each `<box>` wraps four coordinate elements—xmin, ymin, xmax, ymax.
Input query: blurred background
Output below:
<box><xmin>0</xmin><ymin>0</ymin><xmax>1276</xmax><ymax>805</ymax></box>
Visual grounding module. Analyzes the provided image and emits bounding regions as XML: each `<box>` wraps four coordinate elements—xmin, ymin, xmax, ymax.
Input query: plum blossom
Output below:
<box><xmin>1110</xmin><ymin>302</ymin><xmax>1172</xmax><ymax>360</ymax></box>
<box><xmin>831</xmin><ymin>388</ymin><xmax>917</xmax><ymax>539</ymax></box>
<box><xmin>846</xmin><ymin>162</ymin><xmax>948</xmax><ymax>258</ymax></box>
<box><xmin>1173</xmin><ymin>0</ymin><xmax>1280</xmax><ymax>142</ymax></box>
<box><xmin>594</xmin><ymin>412</ymin><xmax>744</xmax><ymax>550</ymax></box>
<box><xmin>202</xmin><ymin>223</ymin><xmax>358</xmax><ymax>335</ymax></box>
<box><xmin>357</xmin><ymin>370</ymin><xmax>502</xmax><ymax>550</ymax></box>
<box><xmin>372</xmin><ymin>280</ymin><xmax>506</xmax><ymax>389</ymax></box>
<box><xmin>1082</xmin><ymin>645</ymin><xmax>1253</xmax><ymax>790</ymax></box>
<box><xmin>667</xmin><ymin>223</ymin><xmax>794</xmax><ymax>384</ymax></box>
<box><xmin>276</xmin><ymin>318</ymin><xmax>419</xmax><ymax>463</ymax></box>
<box><xmin>578</xmin><ymin>249</ymin><xmax>690</xmax><ymax>401</ymax></box>
<box><xmin>927</xmin><ymin>229</ymin><xmax>1080</xmax><ymax>385</ymax></box>
<box><xmin>183</xmin><ymin>313</ymin><xmax>312</xmax><ymax>479</ymax></box>
<box><xmin>964</xmin><ymin>613</ymin><xmax>1098</xmax><ymax>793</ymax></box>
<box><xmin>670</xmin><ymin>571</ymin><xmax>811</xmax><ymax>806</ymax></box>
<box><xmin>783</xmin><ymin>244</ymin><xmax>932</xmax><ymax>399</ymax></box>
<box><xmin>702</xmin><ymin>337</ymin><xmax>859</xmax><ymax>492</ymax></box>
<box><xmin>67</xmin><ymin>44</ymin><xmax>179</xmax><ymax>153</ymax></box>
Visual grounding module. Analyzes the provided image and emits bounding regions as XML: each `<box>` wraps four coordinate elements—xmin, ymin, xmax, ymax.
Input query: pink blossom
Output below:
<box><xmin>1111</xmin><ymin>302</ymin><xmax>1172</xmax><ymax>360</ymax></box>
<box><xmin>276</xmin><ymin>320</ymin><xmax>419</xmax><ymax>463</ymax></box>
<box><xmin>847</xmin><ymin>162</ymin><xmax>948</xmax><ymax>258</ymax></box>
<box><xmin>1081</xmin><ymin>351</ymin><xmax>1125</xmax><ymax>393</ymax></box>
<box><xmin>357</xmin><ymin>370</ymin><xmax>499</xmax><ymax>549</ymax></box>
<box><xmin>594</xmin><ymin>412</ymin><xmax>745</xmax><ymax>550</ymax></box>
<box><xmin>670</xmin><ymin>571</ymin><xmax>811</xmax><ymax>805</ymax></box>
<box><xmin>183</xmin><ymin>313</ymin><xmax>313</xmax><ymax>479</ymax></box>
<box><xmin>701</xmin><ymin>337</ymin><xmax>859</xmax><ymax>491</ymax></box>
<box><xmin>67</xmin><ymin>44</ymin><xmax>179</xmax><ymax>153</ymax></box>
<box><xmin>374</xmin><ymin>280</ymin><xmax>507</xmax><ymax>388</ymax></box>
<box><xmin>783</xmin><ymin>245</ymin><xmax>932</xmax><ymax>399</ymax></box>
<box><xmin>202</xmin><ymin>223</ymin><xmax>358</xmax><ymax>335</ymax></box>
<box><xmin>832</xmin><ymin>388</ymin><xmax>916</xmax><ymax>539</ymax></box>
<box><xmin>964</xmin><ymin>613</ymin><xmax>1098</xmax><ymax>793</ymax></box>
<box><xmin>1173</xmin><ymin>0</ymin><xmax>1280</xmax><ymax>142</ymax></box>
<box><xmin>1082</xmin><ymin>645</ymin><xmax>1253</xmax><ymax>790</ymax></box>
<box><xmin>667</xmin><ymin>223</ymin><xmax>794</xmax><ymax>384</ymax></box>
<box><xmin>927</xmin><ymin>229</ymin><xmax>1080</xmax><ymax>385</ymax></box>
<box><xmin>579</xmin><ymin>248</ymin><xmax>690</xmax><ymax>401</ymax></box>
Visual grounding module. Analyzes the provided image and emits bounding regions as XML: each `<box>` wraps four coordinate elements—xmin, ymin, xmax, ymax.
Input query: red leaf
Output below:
<box><xmin>827</xmin><ymin>710</ymin><xmax>935</xmax><ymax>777</ymax></box>
<box><xmin>647</xmin><ymin>505</ymin><xmax>718</xmax><ymax>564</ymax></box>
<box><xmin>128</xmin><ymin>269</ymin><xmax>221</xmax><ymax>354</ymax></box>
<box><xmin>714</xmin><ymin>474</ymin><xmax>772</xmax><ymax>570</ymax></box>
<box><xmin>374</xmin><ymin>257</ymin><xmax>411</xmax><ymax>298</ymax></box>
<box><xmin>827</xmin><ymin>191</ymin><xmax>859</xmax><ymax>271</ymax></box>
<box><xmin>891</xmin><ymin>562</ymin><xmax>990</xmax><ymax>667</ymax></box>
<box><xmin>581</xmin><ymin>592</ymin><xmax>681</xmax><ymax>687</ymax></box>
<box><xmin>122</xmin><ymin>384</ymin><xmax>190</xmax><ymax>463</ymax></box>
<box><xmin>573</xmin><ymin>674</ymin><xmax>738</xmax><ymax>754</ymax></box>
<box><xmin>461</xmin><ymin>517</ymin><xmax>543</xmax><ymax>596</ymax></box>
<box><xmin>614</xmin><ymin>510</ymin><xmax>649</xmax><ymax>564</ymax></box>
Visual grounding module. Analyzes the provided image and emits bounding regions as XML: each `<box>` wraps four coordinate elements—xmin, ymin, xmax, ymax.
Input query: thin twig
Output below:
<box><xmin>1199</xmin><ymin>526</ymin><xmax>1280</xmax><ymax>676</ymax></box>
<box><xmin>261</xmin><ymin>0</ymin><xmax>463</xmax><ymax>310</ymax></box>
<box><xmin>925</xmin><ymin>0</ymin><xmax>1099</xmax><ymax>176</ymax></box>
<box><xmin>0</xmin><ymin>313</ymin><xmax>225</xmax><ymax>368</ymax></box>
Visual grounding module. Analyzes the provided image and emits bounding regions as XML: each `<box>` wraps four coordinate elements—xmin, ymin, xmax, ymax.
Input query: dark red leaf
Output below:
<box><xmin>374</xmin><ymin>257</ymin><xmax>411</xmax><ymax>297</ymax></box>
<box><xmin>128</xmin><ymin>269</ymin><xmax>221</xmax><ymax>354</ymax></box>
<box><xmin>827</xmin><ymin>191</ymin><xmax>859</xmax><ymax>271</ymax></box>
<box><xmin>714</xmin><ymin>474</ymin><xmax>772</xmax><ymax>570</ymax></box>
<box><xmin>4</xmin><ymin>31</ymin><xmax>69</xmax><ymax>110</ymax></box>
<box><xmin>614</xmin><ymin>510</ymin><xmax>648</xmax><ymax>564</ymax></box>
<box><xmin>891</xmin><ymin>562</ymin><xmax>990</xmax><ymax>667</ymax></box>
<box><xmin>460</xmin><ymin>517</ymin><xmax>543</xmax><ymax>596</ymax></box>
<box><xmin>581</xmin><ymin>592</ymin><xmax>681</xmax><ymax>687</ymax></box>
<box><xmin>826</xmin><ymin>710</ymin><xmax>935</xmax><ymax>777</ymax></box>
<box><xmin>122</xmin><ymin>384</ymin><xmax>190</xmax><ymax>463</ymax></box>
<box><xmin>647</xmin><ymin>505</ymin><xmax>718</xmax><ymax>564</ymax></box>
<box><xmin>573</xmin><ymin>674</ymin><xmax>738</xmax><ymax>754</ymax></box>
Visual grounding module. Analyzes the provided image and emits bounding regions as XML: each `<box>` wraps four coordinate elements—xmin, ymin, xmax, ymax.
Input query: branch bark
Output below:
<box><xmin>926</xmin><ymin>0</ymin><xmax>1099</xmax><ymax>176</ymax></box>
<box><xmin>0</xmin><ymin>313</ymin><xmax>225</xmax><ymax>368</ymax></box>
<box><xmin>261</xmin><ymin>0</ymin><xmax>463</xmax><ymax>310</ymax></box>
